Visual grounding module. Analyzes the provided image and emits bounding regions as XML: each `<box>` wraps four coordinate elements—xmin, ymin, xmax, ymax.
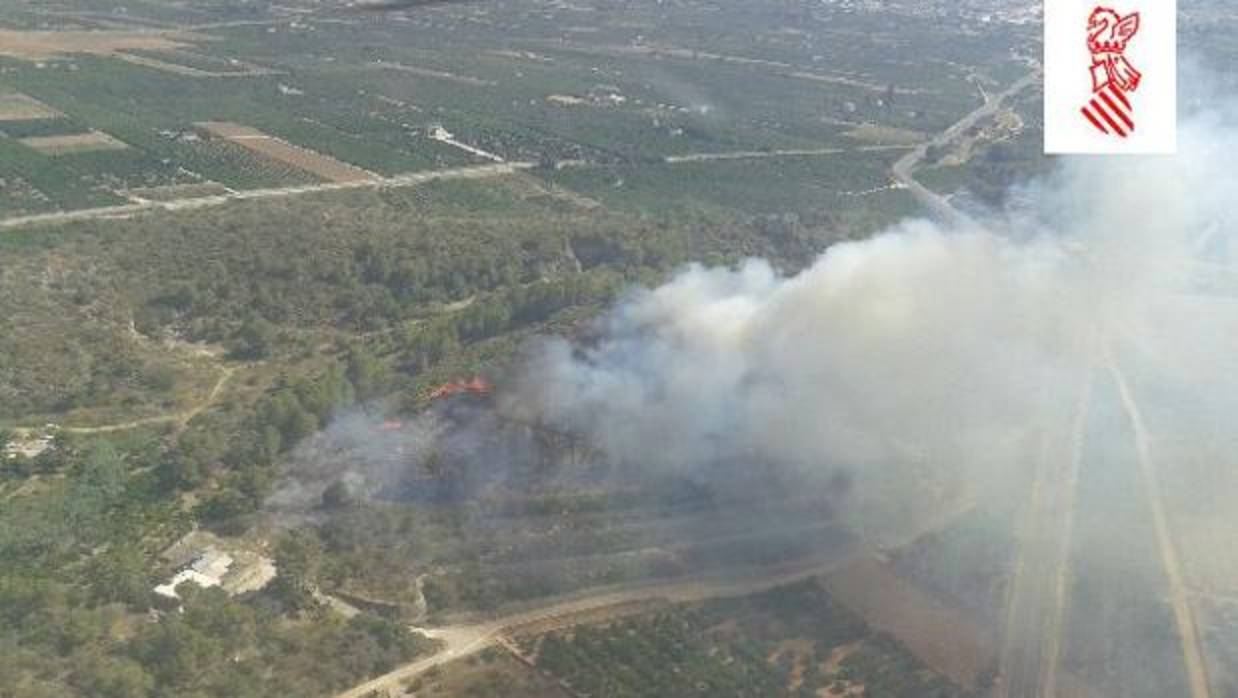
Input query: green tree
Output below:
<box><xmin>321</xmin><ymin>479</ymin><xmax>360</xmax><ymax>510</ymax></box>
<box><xmin>78</xmin><ymin>655</ymin><xmax>154</xmax><ymax>698</ymax></box>
<box><xmin>230</xmin><ymin>317</ymin><xmax>276</xmax><ymax>360</ymax></box>
<box><xmin>130</xmin><ymin>616</ymin><xmax>219</xmax><ymax>688</ymax></box>
<box><xmin>345</xmin><ymin>346</ymin><xmax>386</xmax><ymax>401</ymax></box>
<box><xmin>88</xmin><ymin>547</ymin><xmax>150</xmax><ymax>607</ymax></box>
<box><xmin>64</xmin><ymin>442</ymin><xmax>127</xmax><ymax>536</ymax></box>
<box><xmin>273</xmin><ymin>530</ymin><xmax>324</xmax><ymax>612</ymax></box>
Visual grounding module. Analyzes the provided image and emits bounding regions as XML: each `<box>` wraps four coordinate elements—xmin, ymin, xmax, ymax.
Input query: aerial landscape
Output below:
<box><xmin>1</xmin><ymin>0</ymin><xmax>1237</xmax><ymax>697</ymax></box>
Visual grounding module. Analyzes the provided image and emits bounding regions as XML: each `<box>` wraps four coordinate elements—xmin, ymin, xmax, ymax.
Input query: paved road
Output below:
<box><xmin>893</xmin><ymin>67</ymin><xmax>1211</xmax><ymax>698</ymax></box>
<box><xmin>891</xmin><ymin>71</ymin><xmax>1040</xmax><ymax>229</ymax></box>
<box><xmin>0</xmin><ymin>163</ymin><xmax>534</xmax><ymax>231</ymax></box>
<box><xmin>1</xmin><ymin>145</ymin><xmax>919</xmax><ymax>232</ymax></box>
<box><xmin>996</xmin><ymin>370</ymin><xmax>1093</xmax><ymax>698</ymax></box>
<box><xmin>663</xmin><ymin>144</ymin><xmax>912</xmax><ymax>164</ymax></box>
<box><xmin>997</xmin><ymin>355</ymin><xmax>1214</xmax><ymax>698</ymax></box>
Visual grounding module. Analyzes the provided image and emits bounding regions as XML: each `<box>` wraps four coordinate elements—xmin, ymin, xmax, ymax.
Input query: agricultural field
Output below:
<box><xmin>539</xmin><ymin>154</ymin><xmax>918</xmax><ymax>225</ymax></box>
<box><xmin>890</xmin><ymin>506</ymin><xmax>1017</xmax><ymax>628</ymax></box>
<box><xmin>400</xmin><ymin>648</ymin><xmax>573</xmax><ymax>698</ymax></box>
<box><xmin>19</xmin><ymin>130</ymin><xmax>129</xmax><ymax>156</ymax></box>
<box><xmin>823</xmin><ymin>558</ymin><xmax>995</xmax><ymax>690</ymax></box>
<box><xmin>195</xmin><ymin>121</ymin><xmax>377</xmax><ymax>183</ymax></box>
<box><xmin>493</xmin><ymin>579</ymin><xmax>970</xmax><ymax>698</ymax></box>
<box><xmin>0</xmin><ymin>27</ymin><xmax>196</xmax><ymax>62</ymax></box>
<box><xmin>0</xmin><ymin>91</ymin><xmax>62</xmax><ymax>121</ymax></box>
<box><xmin>0</xmin><ymin>0</ymin><xmax>1036</xmax><ymax>220</ymax></box>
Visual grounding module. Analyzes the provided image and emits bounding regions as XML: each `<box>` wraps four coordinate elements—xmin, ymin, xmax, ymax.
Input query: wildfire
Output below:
<box><xmin>428</xmin><ymin>376</ymin><xmax>494</xmax><ymax>401</ymax></box>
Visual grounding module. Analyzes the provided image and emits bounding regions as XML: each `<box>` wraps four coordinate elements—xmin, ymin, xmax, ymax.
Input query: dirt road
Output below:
<box><xmin>44</xmin><ymin>365</ymin><xmax>234</xmax><ymax>435</ymax></box>
<box><xmin>332</xmin><ymin>555</ymin><xmax>856</xmax><ymax>698</ymax></box>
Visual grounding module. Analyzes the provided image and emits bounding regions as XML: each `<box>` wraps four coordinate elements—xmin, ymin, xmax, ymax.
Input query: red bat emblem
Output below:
<box><xmin>1081</xmin><ymin>6</ymin><xmax>1141</xmax><ymax>138</ymax></box>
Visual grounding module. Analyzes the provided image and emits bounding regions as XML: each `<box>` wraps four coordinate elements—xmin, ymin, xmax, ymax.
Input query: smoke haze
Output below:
<box><xmin>257</xmin><ymin>61</ymin><xmax>1238</xmax><ymax>698</ymax></box>
<box><xmin>274</xmin><ymin>91</ymin><xmax>1238</xmax><ymax>535</ymax></box>
<box><xmin>491</xmin><ymin>107</ymin><xmax>1234</xmax><ymax>519</ymax></box>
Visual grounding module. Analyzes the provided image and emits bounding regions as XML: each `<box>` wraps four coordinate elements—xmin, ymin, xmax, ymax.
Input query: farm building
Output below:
<box><xmin>154</xmin><ymin>548</ymin><xmax>234</xmax><ymax>600</ymax></box>
<box><xmin>156</xmin><ymin>532</ymin><xmax>277</xmax><ymax>601</ymax></box>
<box><xmin>3</xmin><ymin>425</ymin><xmax>56</xmax><ymax>461</ymax></box>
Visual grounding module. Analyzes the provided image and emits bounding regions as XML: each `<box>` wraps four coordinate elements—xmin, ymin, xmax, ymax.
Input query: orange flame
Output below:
<box><xmin>428</xmin><ymin>376</ymin><xmax>494</xmax><ymax>401</ymax></box>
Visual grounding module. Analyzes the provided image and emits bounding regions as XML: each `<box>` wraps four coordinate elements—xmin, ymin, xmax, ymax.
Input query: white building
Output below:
<box><xmin>154</xmin><ymin>548</ymin><xmax>234</xmax><ymax>600</ymax></box>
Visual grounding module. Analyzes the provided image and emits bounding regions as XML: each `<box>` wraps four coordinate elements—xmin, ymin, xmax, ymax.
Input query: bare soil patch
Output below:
<box><xmin>419</xmin><ymin>651</ymin><xmax>573</xmax><ymax>698</ymax></box>
<box><xmin>124</xmin><ymin>182</ymin><xmax>231</xmax><ymax>201</ymax></box>
<box><xmin>507</xmin><ymin>598</ymin><xmax>671</xmax><ymax>641</ymax></box>
<box><xmin>547</xmin><ymin>94</ymin><xmax>588</xmax><ymax>106</ymax></box>
<box><xmin>115</xmin><ymin>51</ymin><xmax>275</xmax><ymax>78</ymax></box>
<box><xmin>0</xmin><ymin>28</ymin><xmax>271</xmax><ymax>78</ymax></box>
<box><xmin>823</xmin><ymin>557</ymin><xmax>993</xmax><ymax>688</ymax></box>
<box><xmin>20</xmin><ymin>131</ymin><xmax>129</xmax><ymax>155</ymax></box>
<box><xmin>0</xmin><ymin>28</ymin><xmax>197</xmax><ymax>61</ymax></box>
<box><xmin>195</xmin><ymin>121</ymin><xmax>377</xmax><ymax>183</ymax></box>
<box><xmin>844</xmin><ymin>123</ymin><xmax>925</xmax><ymax>145</ymax></box>
<box><xmin>0</xmin><ymin>92</ymin><xmax>63</xmax><ymax>121</ymax></box>
<box><xmin>367</xmin><ymin>60</ymin><xmax>496</xmax><ymax>87</ymax></box>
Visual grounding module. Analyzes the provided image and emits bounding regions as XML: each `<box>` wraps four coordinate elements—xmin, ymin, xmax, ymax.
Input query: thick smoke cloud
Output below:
<box><xmin>505</xmin><ymin>115</ymin><xmax>1233</xmax><ymax>490</ymax></box>
<box><xmin>276</xmin><ymin>76</ymin><xmax>1238</xmax><ymax>543</ymax></box>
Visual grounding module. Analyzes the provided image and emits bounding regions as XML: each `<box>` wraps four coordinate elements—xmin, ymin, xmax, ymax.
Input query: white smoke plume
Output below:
<box><xmin>261</xmin><ymin>66</ymin><xmax>1238</xmax><ymax>693</ymax></box>
<box><xmin>274</xmin><ymin>69</ymin><xmax>1238</xmax><ymax>547</ymax></box>
<box><xmin>496</xmin><ymin>100</ymin><xmax>1238</xmax><ymax>532</ymax></box>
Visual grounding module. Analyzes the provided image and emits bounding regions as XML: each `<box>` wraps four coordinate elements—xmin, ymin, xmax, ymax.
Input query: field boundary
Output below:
<box><xmin>195</xmin><ymin>122</ymin><xmax>379</xmax><ymax>183</ymax></box>
<box><xmin>0</xmin><ymin>162</ymin><xmax>535</xmax><ymax>231</ymax></box>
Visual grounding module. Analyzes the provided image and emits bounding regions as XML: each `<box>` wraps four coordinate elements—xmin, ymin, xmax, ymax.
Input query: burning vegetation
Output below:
<box><xmin>427</xmin><ymin>376</ymin><xmax>495</xmax><ymax>401</ymax></box>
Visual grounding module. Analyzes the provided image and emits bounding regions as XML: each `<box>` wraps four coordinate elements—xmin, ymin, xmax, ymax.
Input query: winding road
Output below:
<box><xmin>332</xmin><ymin>555</ymin><xmax>857</xmax><ymax>698</ymax></box>
<box><xmin>891</xmin><ymin>70</ymin><xmax>1040</xmax><ymax>229</ymax></box>
<box><xmin>331</xmin><ymin>68</ymin><xmax>1050</xmax><ymax>698</ymax></box>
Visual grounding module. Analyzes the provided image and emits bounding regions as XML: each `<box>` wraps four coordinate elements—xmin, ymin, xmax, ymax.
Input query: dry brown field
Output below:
<box><xmin>195</xmin><ymin>121</ymin><xmax>377</xmax><ymax>183</ymax></box>
<box><xmin>0</xmin><ymin>92</ymin><xmax>63</xmax><ymax>121</ymax></box>
<box><xmin>19</xmin><ymin>131</ymin><xmax>129</xmax><ymax>155</ymax></box>
<box><xmin>0</xmin><ymin>28</ymin><xmax>196</xmax><ymax>61</ymax></box>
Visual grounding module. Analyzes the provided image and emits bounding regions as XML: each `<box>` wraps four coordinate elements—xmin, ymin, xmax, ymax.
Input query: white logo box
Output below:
<box><xmin>1044</xmin><ymin>0</ymin><xmax>1177</xmax><ymax>154</ymax></box>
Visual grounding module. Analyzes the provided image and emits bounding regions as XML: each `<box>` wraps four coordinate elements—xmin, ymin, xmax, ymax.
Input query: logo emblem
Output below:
<box><xmin>1044</xmin><ymin>0</ymin><xmax>1175</xmax><ymax>154</ymax></box>
<box><xmin>1081</xmin><ymin>7</ymin><xmax>1141</xmax><ymax>138</ymax></box>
